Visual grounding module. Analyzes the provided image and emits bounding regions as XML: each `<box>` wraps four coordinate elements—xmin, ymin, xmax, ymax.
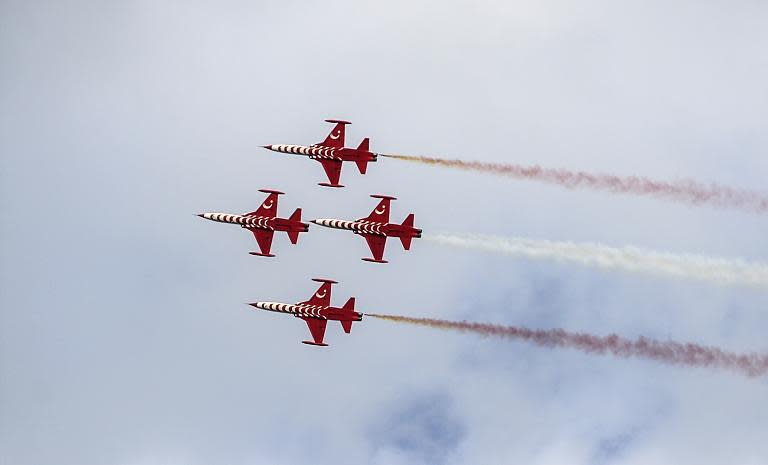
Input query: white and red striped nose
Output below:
<box><xmin>311</xmin><ymin>218</ymin><xmax>356</xmax><ymax>230</ymax></box>
<box><xmin>198</xmin><ymin>212</ymin><xmax>230</xmax><ymax>223</ymax></box>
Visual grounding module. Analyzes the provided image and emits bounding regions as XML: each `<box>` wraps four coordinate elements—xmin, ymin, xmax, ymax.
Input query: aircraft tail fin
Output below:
<box><xmin>357</xmin><ymin>137</ymin><xmax>370</xmax><ymax>152</ymax></box>
<box><xmin>355</xmin><ymin>160</ymin><xmax>369</xmax><ymax>174</ymax></box>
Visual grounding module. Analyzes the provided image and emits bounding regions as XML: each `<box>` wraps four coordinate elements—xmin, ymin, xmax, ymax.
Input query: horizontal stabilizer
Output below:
<box><xmin>287</xmin><ymin>231</ymin><xmax>300</xmax><ymax>244</ymax></box>
<box><xmin>355</xmin><ymin>160</ymin><xmax>368</xmax><ymax>174</ymax></box>
<box><xmin>357</xmin><ymin>137</ymin><xmax>370</xmax><ymax>152</ymax></box>
<box><xmin>288</xmin><ymin>208</ymin><xmax>302</xmax><ymax>222</ymax></box>
<box><xmin>286</xmin><ymin>208</ymin><xmax>304</xmax><ymax>244</ymax></box>
<box><xmin>341</xmin><ymin>320</ymin><xmax>353</xmax><ymax>334</ymax></box>
<box><xmin>400</xmin><ymin>214</ymin><xmax>416</xmax><ymax>250</ymax></box>
<box><xmin>342</xmin><ymin>297</ymin><xmax>356</xmax><ymax>310</ymax></box>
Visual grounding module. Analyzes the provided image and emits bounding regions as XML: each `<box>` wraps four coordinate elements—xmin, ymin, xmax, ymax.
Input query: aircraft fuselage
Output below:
<box><xmin>251</xmin><ymin>301</ymin><xmax>363</xmax><ymax>322</ymax></box>
<box><xmin>263</xmin><ymin>144</ymin><xmax>377</xmax><ymax>164</ymax></box>
<box><xmin>198</xmin><ymin>212</ymin><xmax>308</xmax><ymax>233</ymax></box>
<box><xmin>311</xmin><ymin>218</ymin><xmax>422</xmax><ymax>239</ymax></box>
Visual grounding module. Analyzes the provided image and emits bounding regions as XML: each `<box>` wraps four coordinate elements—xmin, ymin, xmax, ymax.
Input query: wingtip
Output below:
<box><xmin>370</xmin><ymin>194</ymin><xmax>397</xmax><ymax>201</ymax></box>
<box><xmin>249</xmin><ymin>252</ymin><xmax>276</xmax><ymax>257</ymax></box>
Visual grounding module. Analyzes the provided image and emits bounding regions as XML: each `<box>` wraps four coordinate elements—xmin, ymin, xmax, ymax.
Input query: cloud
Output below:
<box><xmin>368</xmin><ymin>391</ymin><xmax>465</xmax><ymax>465</ymax></box>
<box><xmin>1</xmin><ymin>1</ymin><xmax>766</xmax><ymax>465</ymax></box>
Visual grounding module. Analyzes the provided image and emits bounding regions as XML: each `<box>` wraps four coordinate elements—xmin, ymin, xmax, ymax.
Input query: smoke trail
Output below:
<box><xmin>367</xmin><ymin>314</ymin><xmax>768</xmax><ymax>377</ymax></box>
<box><xmin>382</xmin><ymin>154</ymin><xmax>768</xmax><ymax>213</ymax></box>
<box><xmin>425</xmin><ymin>233</ymin><xmax>768</xmax><ymax>289</ymax></box>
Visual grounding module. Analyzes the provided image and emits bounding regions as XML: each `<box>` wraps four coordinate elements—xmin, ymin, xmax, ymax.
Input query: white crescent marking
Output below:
<box><xmin>329</xmin><ymin>131</ymin><xmax>340</xmax><ymax>140</ymax></box>
<box><xmin>262</xmin><ymin>200</ymin><xmax>273</xmax><ymax>209</ymax></box>
<box><xmin>315</xmin><ymin>289</ymin><xmax>327</xmax><ymax>298</ymax></box>
<box><xmin>375</xmin><ymin>205</ymin><xmax>387</xmax><ymax>214</ymax></box>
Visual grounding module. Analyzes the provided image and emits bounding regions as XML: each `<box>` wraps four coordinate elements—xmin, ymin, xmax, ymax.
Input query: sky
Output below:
<box><xmin>1</xmin><ymin>1</ymin><xmax>767</xmax><ymax>464</ymax></box>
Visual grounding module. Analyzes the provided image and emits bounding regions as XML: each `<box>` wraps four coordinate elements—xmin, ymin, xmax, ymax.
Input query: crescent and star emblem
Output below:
<box><xmin>375</xmin><ymin>205</ymin><xmax>387</xmax><ymax>214</ymax></box>
<box><xmin>315</xmin><ymin>289</ymin><xmax>327</xmax><ymax>298</ymax></box>
<box><xmin>329</xmin><ymin>131</ymin><xmax>340</xmax><ymax>140</ymax></box>
<box><xmin>262</xmin><ymin>200</ymin><xmax>273</xmax><ymax>209</ymax></box>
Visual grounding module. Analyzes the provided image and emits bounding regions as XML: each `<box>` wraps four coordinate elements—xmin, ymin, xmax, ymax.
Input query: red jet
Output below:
<box><xmin>262</xmin><ymin>119</ymin><xmax>378</xmax><ymax>188</ymax></box>
<box><xmin>198</xmin><ymin>189</ymin><xmax>309</xmax><ymax>257</ymax></box>
<box><xmin>249</xmin><ymin>279</ymin><xmax>363</xmax><ymax>346</ymax></box>
<box><xmin>311</xmin><ymin>195</ymin><xmax>422</xmax><ymax>263</ymax></box>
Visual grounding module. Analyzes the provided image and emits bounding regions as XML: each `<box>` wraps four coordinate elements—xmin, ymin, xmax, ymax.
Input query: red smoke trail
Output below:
<box><xmin>382</xmin><ymin>154</ymin><xmax>768</xmax><ymax>213</ymax></box>
<box><xmin>367</xmin><ymin>313</ymin><xmax>768</xmax><ymax>378</ymax></box>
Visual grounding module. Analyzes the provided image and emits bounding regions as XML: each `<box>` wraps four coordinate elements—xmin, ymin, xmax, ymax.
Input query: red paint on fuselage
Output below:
<box><xmin>310</xmin><ymin>196</ymin><xmax>422</xmax><ymax>262</ymax></box>
<box><xmin>249</xmin><ymin>279</ymin><xmax>363</xmax><ymax>346</ymax></box>
<box><xmin>198</xmin><ymin>189</ymin><xmax>309</xmax><ymax>256</ymax></box>
<box><xmin>262</xmin><ymin>120</ymin><xmax>378</xmax><ymax>187</ymax></box>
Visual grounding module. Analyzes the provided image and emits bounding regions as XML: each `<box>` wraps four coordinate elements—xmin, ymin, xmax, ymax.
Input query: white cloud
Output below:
<box><xmin>1</xmin><ymin>1</ymin><xmax>766</xmax><ymax>464</ymax></box>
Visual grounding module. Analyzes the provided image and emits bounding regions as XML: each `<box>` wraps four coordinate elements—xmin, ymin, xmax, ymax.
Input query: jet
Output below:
<box><xmin>198</xmin><ymin>189</ymin><xmax>309</xmax><ymax>257</ymax></box>
<box><xmin>311</xmin><ymin>195</ymin><xmax>422</xmax><ymax>263</ymax></box>
<box><xmin>249</xmin><ymin>278</ymin><xmax>363</xmax><ymax>346</ymax></box>
<box><xmin>262</xmin><ymin>119</ymin><xmax>378</xmax><ymax>188</ymax></box>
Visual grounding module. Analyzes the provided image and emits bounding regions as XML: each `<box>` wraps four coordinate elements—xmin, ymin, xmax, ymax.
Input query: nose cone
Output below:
<box><xmin>311</xmin><ymin>219</ymin><xmax>335</xmax><ymax>227</ymax></box>
<box><xmin>248</xmin><ymin>302</ymin><xmax>260</xmax><ymax>308</ymax></box>
<box><xmin>262</xmin><ymin>145</ymin><xmax>273</xmax><ymax>150</ymax></box>
<box><xmin>198</xmin><ymin>213</ymin><xmax>215</xmax><ymax>221</ymax></box>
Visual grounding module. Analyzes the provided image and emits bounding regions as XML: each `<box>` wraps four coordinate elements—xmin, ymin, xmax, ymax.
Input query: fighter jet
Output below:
<box><xmin>262</xmin><ymin>119</ymin><xmax>378</xmax><ymax>188</ymax></box>
<box><xmin>198</xmin><ymin>189</ymin><xmax>309</xmax><ymax>257</ymax></box>
<box><xmin>311</xmin><ymin>195</ymin><xmax>422</xmax><ymax>263</ymax></box>
<box><xmin>249</xmin><ymin>279</ymin><xmax>363</xmax><ymax>346</ymax></box>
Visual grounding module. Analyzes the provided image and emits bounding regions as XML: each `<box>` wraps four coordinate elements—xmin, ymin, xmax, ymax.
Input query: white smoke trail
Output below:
<box><xmin>426</xmin><ymin>233</ymin><xmax>768</xmax><ymax>289</ymax></box>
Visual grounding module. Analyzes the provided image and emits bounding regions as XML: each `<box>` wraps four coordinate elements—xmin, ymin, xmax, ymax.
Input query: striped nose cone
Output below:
<box><xmin>311</xmin><ymin>218</ymin><xmax>356</xmax><ymax>230</ymax></box>
<box><xmin>249</xmin><ymin>302</ymin><xmax>302</xmax><ymax>314</ymax></box>
<box><xmin>198</xmin><ymin>212</ymin><xmax>243</xmax><ymax>224</ymax></box>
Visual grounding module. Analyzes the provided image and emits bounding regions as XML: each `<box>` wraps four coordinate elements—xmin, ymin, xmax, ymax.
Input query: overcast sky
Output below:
<box><xmin>2</xmin><ymin>1</ymin><xmax>767</xmax><ymax>464</ymax></box>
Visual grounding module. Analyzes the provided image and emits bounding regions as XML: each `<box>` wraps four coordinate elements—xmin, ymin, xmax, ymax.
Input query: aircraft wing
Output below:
<box><xmin>318</xmin><ymin>159</ymin><xmax>343</xmax><ymax>186</ymax></box>
<box><xmin>302</xmin><ymin>317</ymin><xmax>328</xmax><ymax>345</ymax></box>
<box><xmin>362</xmin><ymin>197</ymin><xmax>392</xmax><ymax>223</ymax></box>
<box><xmin>363</xmin><ymin>234</ymin><xmax>387</xmax><ymax>262</ymax></box>
<box><xmin>245</xmin><ymin>190</ymin><xmax>281</xmax><ymax>217</ymax></box>
<box><xmin>300</xmin><ymin>280</ymin><xmax>333</xmax><ymax>307</ymax></box>
<box><xmin>316</xmin><ymin>120</ymin><xmax>348</xmax><ymax>148</ymax></box>
<box><xmin>250</xmin><ymin>229</ymin><xmax>274</xmax><ymax>255</ymax></box>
